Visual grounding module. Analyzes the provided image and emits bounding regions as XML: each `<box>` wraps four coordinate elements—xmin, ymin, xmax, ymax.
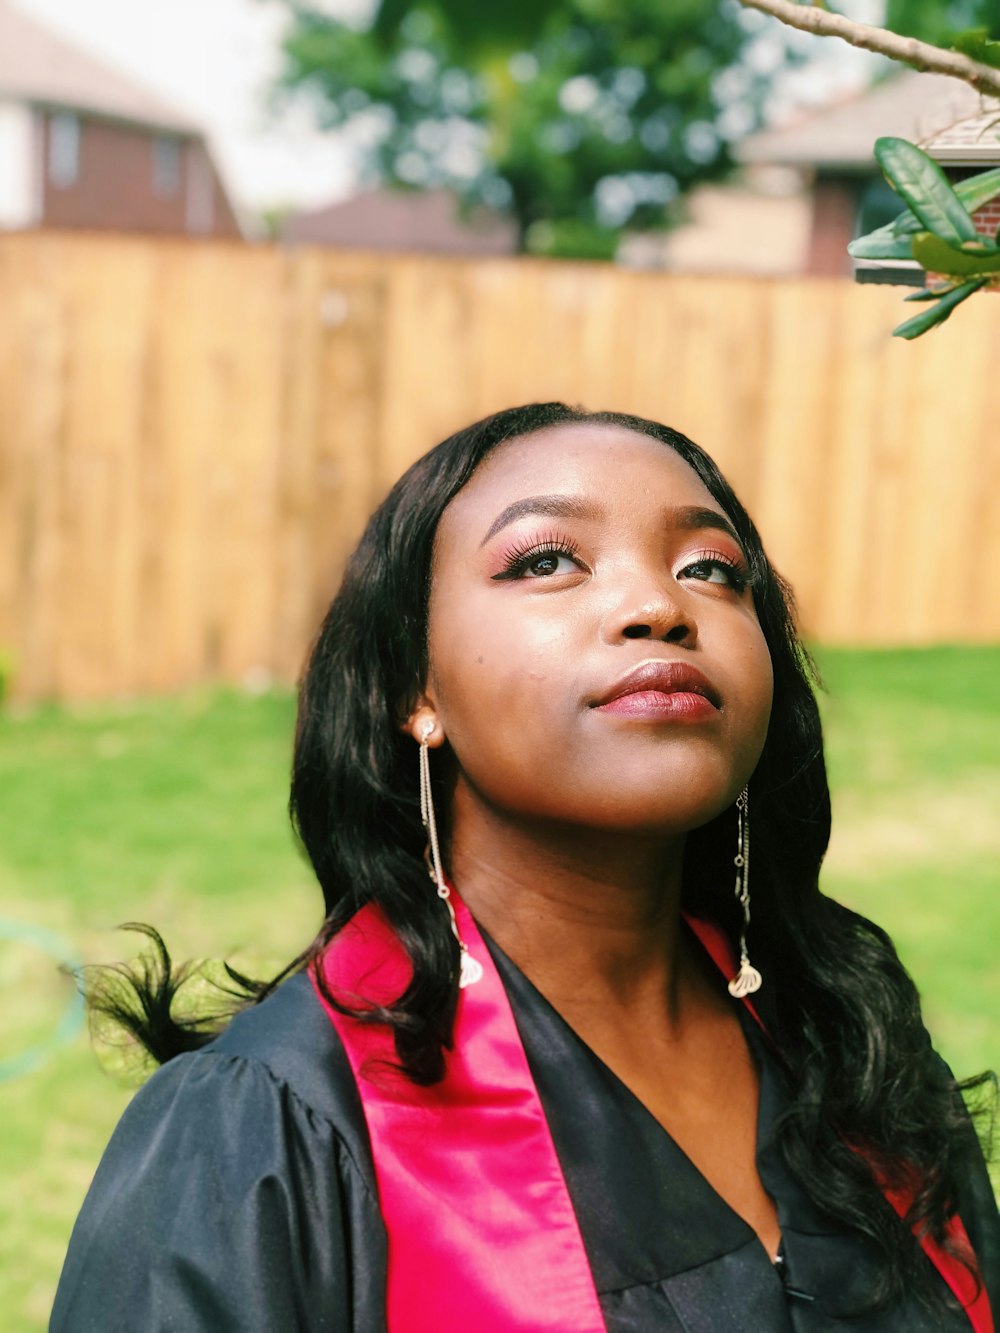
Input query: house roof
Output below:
<box><xmin>926</xmin><ymin>103</ymin><xmax>1000</xmax><ymax>165</ymax></box>
<box><xmin>283</xmin><ymin>187</ymin><xmax>518</xmax><ymax>255</ymax></box>
<box><xmin>0</xmin><ymin>0</ymin><xmax>200</xmax><ymax>133</ymax></box>
<box><xmin>737</xmin><ymin>71</ymin><xmax>998</xmax><ymax>173</ymax></box>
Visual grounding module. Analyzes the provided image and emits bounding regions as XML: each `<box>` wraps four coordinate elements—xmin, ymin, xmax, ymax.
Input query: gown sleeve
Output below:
<box><xmin>951</xmin><ymin>1086</ymin><xmax>1000</xmax><ymax>1319</ymax></box>
<box><xmin>50</xmin><ymin>1044</ymin><xmax>381</xmax><ymax>1332</ymax></box>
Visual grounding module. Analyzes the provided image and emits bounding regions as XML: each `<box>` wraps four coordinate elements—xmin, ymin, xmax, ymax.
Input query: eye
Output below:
<box><xmin>521</xmin><ymin>550</ymin><xmax>577</xmax><ymax>577</ymax></box>
<box><xmin>677</xmin><ymin>552</ymin><xmax>749</xmax><ymax>593</ymax></box>
<box><xmin>492</xmin><ymin>536</ymin><xmax>583</xmax><ymax>580</ymax></box>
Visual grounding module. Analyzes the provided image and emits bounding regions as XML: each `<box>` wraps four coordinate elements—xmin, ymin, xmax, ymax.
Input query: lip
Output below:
<box><xmin>592</xmin><ymin>660</ymin><xmax>722</xmax><ymax>715</ymax></box>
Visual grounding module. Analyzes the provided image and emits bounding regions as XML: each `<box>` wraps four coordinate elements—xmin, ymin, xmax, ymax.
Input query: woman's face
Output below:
<box><xmin>418</xmin><ymin>423</ymin><xmax>773</xmax><ymax>836</ymax></box>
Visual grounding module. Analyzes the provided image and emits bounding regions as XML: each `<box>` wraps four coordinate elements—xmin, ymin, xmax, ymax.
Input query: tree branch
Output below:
<box><xmin>737</xmin><ymin>0</ymin><xmax>1000</xmax><ymax>98</ymax></box>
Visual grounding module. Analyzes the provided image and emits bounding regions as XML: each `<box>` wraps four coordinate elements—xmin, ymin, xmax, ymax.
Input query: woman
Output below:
<box><xmin>53</xmin><ymin>403</ymin><xmax>997</xmax><ymax>1332</ymax></box>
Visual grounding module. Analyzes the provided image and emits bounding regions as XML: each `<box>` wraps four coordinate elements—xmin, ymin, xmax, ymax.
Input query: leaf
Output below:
<box><xmin>849</xmin><ymin>166</ymin><xmax>1000</xmax><ymax>259</ymax></box>
<box><xmin>848</xmin><ymin>225</ymin><xmax>918</xmax><ymax>260</ymax></box>
<box><xmin>949</xmin><ymin>169</ymin><xmax>1000</xmax><ymax>221</ymax></box>
<box><xmin>912</xmin><ymin>232</ymin><xmax>1000</xmax><ymax>275</ymax></box>
<box><xmin>892</xmin><ymin>279</ymin><xmax>986</xmax><ymax>340</ymax></box>
<box><xmin>952</xmin><ymin>27</ymin><xmax>1000</xmax><ymax>70</ymax></box>
<box><xmin>904</xmin><ymin>286</ymin><xmax>952</xmax><ymax>302</ymax></box>
<box><xmin>955</xmin><ymin>167</ymin><xmax>1000</xmax><ymax>215</ymax></box>
<box><xmin>874</xmin><ymin>137</ymin><xmax>981</xmax><ymax>246</ymax></box>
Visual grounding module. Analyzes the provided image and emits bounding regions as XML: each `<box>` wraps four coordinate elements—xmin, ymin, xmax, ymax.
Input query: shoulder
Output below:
<box><xmin>207</xmin><ymin>972</ymin><xmax>374</xmax><ymax>1164</ymax></box>
<box><xmin>52</xmin><ymin>974</ymin><xmax>384</xmax><ymax>1332</ymax></box>
<box><xmin>117</xmin><ymin>971</ymin><xmax>378</xmax><ymax>1198</ymax></box>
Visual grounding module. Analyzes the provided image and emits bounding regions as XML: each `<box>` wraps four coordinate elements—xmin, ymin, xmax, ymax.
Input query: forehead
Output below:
<box><xmin>440</xmin><ymin>423</ymin><xmax>720</xmax><ymax>539</ymax></box>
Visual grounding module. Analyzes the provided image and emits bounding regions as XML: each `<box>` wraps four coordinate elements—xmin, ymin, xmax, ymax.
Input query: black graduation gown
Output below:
<box><xmin>52</xmin><ymin>948</ymin><xmax>999</xmax><ymax>1332</ymax></box>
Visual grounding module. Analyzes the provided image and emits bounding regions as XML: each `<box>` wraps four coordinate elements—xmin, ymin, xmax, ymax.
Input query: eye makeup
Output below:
<box><xmin>485</xmin><ymin>523</ymin><xmax>754</xmax><ymax>591</ymax></box>
<box><xmin>490</xmin><ymin>531</ymin><xmax>583</xmax><ymax>581</ymax></box>
<box><xmin>677</xmin><ymin>547</ymin><xmax>753</xmax><ymax>594</ymax></box>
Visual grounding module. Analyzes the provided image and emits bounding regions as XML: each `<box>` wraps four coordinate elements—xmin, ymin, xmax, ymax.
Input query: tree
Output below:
<box><xmin>274</xmin><ymin>0</ymin><xmax>782</xmax><ymax>258</ymax></box>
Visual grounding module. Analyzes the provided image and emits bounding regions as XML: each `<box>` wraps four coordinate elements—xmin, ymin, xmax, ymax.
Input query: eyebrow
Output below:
<box><xmin>478</xmin><ymin>495</ymin><xmax>601</xmax><ymax>546</ymax></box>
<box><xmin>670</xmin><ymin>505</ymin><xmax>742</xmax><ymax>547</ymax></box>
<box><xmin>479</xmin><ymin>495</ymin><xmax>742</xmax><ymax>549</ymax></box>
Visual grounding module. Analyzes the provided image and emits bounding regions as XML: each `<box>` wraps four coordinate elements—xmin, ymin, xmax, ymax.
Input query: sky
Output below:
<box><xmin>11</xmin><ymin>0</ymin><xmax>884</xmax><ymax>217</ymax></box>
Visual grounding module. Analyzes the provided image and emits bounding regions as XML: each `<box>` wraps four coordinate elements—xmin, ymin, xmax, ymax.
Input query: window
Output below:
<box><xmin>185</xmin><ymin>151</ymin><xmax>215</xmax><ymax>234</ymax></box>
<box><xmin>48</xmin><ymin>112</ymin><xmax>80</xmax><ymax>188</ymax></box>
<box><xmin>152</xmin><ymin>135</ymin><xmax>182</xmax><ymax>198</ymax></box>
<box><xmin>854</xmin><ymin>177</ymin><xmax>903</xmax><ymax>239</ymax></box>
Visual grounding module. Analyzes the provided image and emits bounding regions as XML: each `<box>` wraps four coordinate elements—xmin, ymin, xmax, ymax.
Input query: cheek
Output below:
<box><xmin>736</xmin><ymin>628</ymin><xmax>774</xmax><ymax>756</ymax></box>
<box><xmin>429</xmin><ymin>596</ymin><xmax>578</xmax><ymax>715</ymax></box>
<box><xmin>427</xmin><ymin>601</ymin><xmax>585</xmax><ymax>799</ymax></box>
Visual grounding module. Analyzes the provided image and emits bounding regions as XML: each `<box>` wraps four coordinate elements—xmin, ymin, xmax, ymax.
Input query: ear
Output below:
<box><xmin>403</xmin><ymin>698</ymin><xmax>446</xmax><ymax>748</ymax></box>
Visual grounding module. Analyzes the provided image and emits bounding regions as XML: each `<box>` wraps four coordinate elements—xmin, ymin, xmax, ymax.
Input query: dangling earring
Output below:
<box><xmin>727</xmin><ymin>787</ymin><xmax>762</xmax><ymax>998</ymax></box>
<box><xmin>418</xmin><ymin>719</ymin><xmax>483</xmax><ymax>989</ymax></box>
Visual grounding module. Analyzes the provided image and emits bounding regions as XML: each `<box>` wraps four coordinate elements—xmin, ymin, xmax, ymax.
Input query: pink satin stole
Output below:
<box><xmin>312</xmin><ymin>899</ymin><xmax>992</xmax><ymax>1333</ymax></box>
<box><xmin>312</xmin><ymin>894</ymin><xmax>606</xmax><ymax>1333</ymax></box>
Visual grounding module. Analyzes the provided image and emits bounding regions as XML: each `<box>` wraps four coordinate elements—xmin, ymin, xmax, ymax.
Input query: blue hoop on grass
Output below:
<box><xmin>0</xmin><ymin>919</ymin><xmax>85</xmax><ymax>1082</ymax></box>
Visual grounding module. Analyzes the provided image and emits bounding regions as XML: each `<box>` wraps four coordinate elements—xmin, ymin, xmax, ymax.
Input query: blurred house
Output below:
<box><xmin>925</xmin><ymin>96</ymin><xmax>1000</xmax><ymax>242</ymax></box>
<box><xmin>0</xmin><ymin>0</ymin><xmax>241</xmax><ymax>237</ymax></box>
<box><xmin>736</xmin><ymin>71</ymin><xmax>1000</xmax><ymax>277</ymax></box>
<box><xmin>619</xmin><ymin>172</ymin><xmax>812</xmax><ymax>276</ymax></box>
<box><xmin>282</xmin><ymin>187</ymin><xmax>518</xmax><ymax>255</ymax></box>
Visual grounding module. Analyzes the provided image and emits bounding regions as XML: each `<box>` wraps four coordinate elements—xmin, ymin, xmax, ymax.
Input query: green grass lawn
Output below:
<box><xmin>1</xmin><ymin>649</ymin><xmax>997</xmax><ymax>1331</ymax></box>
<box><xmin>816</xmin><ymin>647</ymin><xmax>1000</xmax><ymax>1077</ymax></box>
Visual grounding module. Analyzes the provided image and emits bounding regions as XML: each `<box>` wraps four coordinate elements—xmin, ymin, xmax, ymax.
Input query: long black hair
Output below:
<box><xmin>96</xmin><ymin>403</ymin><xmax>993</xmax><ymax>1314</ymax></box>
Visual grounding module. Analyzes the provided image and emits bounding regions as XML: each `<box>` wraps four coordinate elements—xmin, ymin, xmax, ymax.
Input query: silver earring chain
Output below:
<box><xmin>419</xmin><ymin>726</ymin><xmax>483</xmax><ymax>988</ymax></box>
<box><xmin>728</xmin><ymin>786</ymin><xmax>762</xmax><ymax>997</ymax></box>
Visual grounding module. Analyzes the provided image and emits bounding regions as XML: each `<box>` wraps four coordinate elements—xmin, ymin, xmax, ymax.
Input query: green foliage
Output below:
<box><xmin>884</xmin><ymin>0</ymin><xmax>1000</xmax><ymax>78</ymax></box>
<box><xmin>886</xmin><ymin>0</ymin><xmax>1000</xmax><ymax>45</ymax></box>
<box><xmin>275</xmin><ymin>0</ymin><xmax>776</xmax><ymax>255</ymax></box>
<box><xmin>849</xmin><ymin>138</ymin><xmax>1000</xmax><ymax>338</ymax></box>
<box><xmin>910</xmin><ymin>233</ymin><xmax>1000</xmax><ymax>274</ymax></box>
<box><xmin>372</xmin><ymin>0</ymin><xmax>553</xmax><ymax>55</ymax></box>
<box><xmin>892</xmin><ymin>277</ymin><xmax>986</xmax><ymax>339</ymax></box>
<box><xmin>951</xmin><ymin>27</ymin><xmax>1000</xmax><ymax>68</ymax></box>
<box><xmin>525</xmin><ymin>217</ymin><xmax>619</xmax><ymax>260</ymax></box>
<box><xmin>849</xmin><ymin>167</ymin><xmax>1000</xmax><ymax>260</ymax></box>
<box><xmin>874</xmin><ymin>137</ymin><xmax>981</xmax><ymax>245</ymax></box>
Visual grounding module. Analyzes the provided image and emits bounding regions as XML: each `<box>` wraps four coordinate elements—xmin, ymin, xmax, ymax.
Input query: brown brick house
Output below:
<box><xmin>0</xmin><ymin>0</ymin><xmax>241</xmax><ymax>237</ymax></box>
<box><xmin>282</xmin><ymin>187</ymin><xmax>518</xmax><ymax>256</ymax></box>
<box><xmin>928</xmin><ymin>103</ymin><xmax>1000</xmax><ymax>242</ymax></box>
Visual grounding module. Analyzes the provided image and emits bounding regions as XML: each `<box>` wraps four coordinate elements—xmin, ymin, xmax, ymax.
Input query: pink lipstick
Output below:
<box><xmin>593</xmin><ymin>661</ymin><xmax>721</xmax><ymax>722</ymax></box>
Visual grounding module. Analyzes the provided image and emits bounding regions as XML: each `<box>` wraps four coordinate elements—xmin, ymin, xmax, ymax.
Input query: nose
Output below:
<box><xmin>602</xmin><ymin>571</ymin><xmax>697</xmax><ymax>647</ymax></box>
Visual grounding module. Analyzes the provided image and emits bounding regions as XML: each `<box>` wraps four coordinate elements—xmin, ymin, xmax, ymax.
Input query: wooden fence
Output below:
<box><xmin>1</xmin><ymin>231</ymin><xmax>998</xmax><ymax>701</ymax></box>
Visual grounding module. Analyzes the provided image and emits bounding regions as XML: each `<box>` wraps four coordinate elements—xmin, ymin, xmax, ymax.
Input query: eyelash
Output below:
<box><xmin>492</xmin><ymin>536</ymin><xmax>753</xmax><ymax>592</ymax></box>
<box><xmin>492</xmin><ymin>532</ymin><xmax>582</xmax><ymax>580</ymax></box>
<box><xmin>679</xmin><ymin>549</ymin><xmax>752</xmax><ymax>594</ymax></box>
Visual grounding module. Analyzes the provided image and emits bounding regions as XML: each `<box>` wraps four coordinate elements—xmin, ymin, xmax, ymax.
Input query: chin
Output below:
<box><xmin>579</xmin><ymin>759</ymin><xmax>742</xmax><ymax>831</ymax></box>
<box><xmin>574</xmin><ymin>785</ymin><xmax>736</xmax><ymax>837</ymax></box>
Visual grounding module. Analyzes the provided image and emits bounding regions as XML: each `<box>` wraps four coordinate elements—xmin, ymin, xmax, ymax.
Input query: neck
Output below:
<box><xmin>447</xmin><ymin>791</ymin><xmax>691</xmax><ymax>1021</ymax></box>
